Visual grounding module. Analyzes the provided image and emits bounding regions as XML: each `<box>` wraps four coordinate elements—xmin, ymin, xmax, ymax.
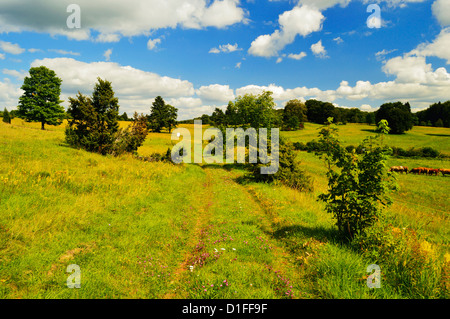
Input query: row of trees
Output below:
<box><xmin>5</xmin><ymin>65</ymin><xmax>448</xmax><ymax>138</ymax></box>
<box><xmin>199</xmin><ymin>98</ymin><xmax>449</xmax><ymax>135</ymax></box>
<box><xmin>197</xmin><ymin>99</ymin><xmax>374</xmax><ymax>132</ymax></box>
<box><xmin>6</xmin><ymin>65</ymin><xmax>180</xmax><ymax>156</ymax></box>
<box><xmin>415</xmin><ymin>101</ymin><xmax>450</xmax><ymax>128</ymax></box>
<box><xmin>11</xmin><ymin>66</ymin><xmax>178</xmax><ymax>134</ymax></box>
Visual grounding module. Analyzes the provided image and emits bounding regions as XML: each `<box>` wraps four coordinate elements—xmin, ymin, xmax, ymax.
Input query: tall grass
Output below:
<box><xmin>0</xmin><ymin>119</ymin><xmax>448</xmax><ymax>299</ymax></box>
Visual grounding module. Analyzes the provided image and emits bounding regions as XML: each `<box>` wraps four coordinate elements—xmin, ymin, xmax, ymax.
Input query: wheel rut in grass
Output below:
<box><xmin>162</xmin><ymin>167</ymin><xmax>215</xmax><ymax>298</ymax></box>
<box><xmin>164</xmin><ymin>165</ymin><xmax>311</xmax><ymax>298</ymax></box>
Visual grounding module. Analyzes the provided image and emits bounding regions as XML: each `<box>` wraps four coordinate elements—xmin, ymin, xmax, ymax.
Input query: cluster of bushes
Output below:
<box><xmin>65</xmin><ymin>78</ymin><xmax>149</xmax><ymax>156</ymax></box>
<box><xmin>135</xmin><ymin>148</ymin><xmax>173</xmax><ymax>163</ymax></box>
<box><xmin>251</xmin><ymin>138</ymin><xmax>313</xmax><ymax>192</ymax></box>
<box><xmin>201</xmin><ymin>92</ymin><xmax>314</xmax><ymax>192</ymax></box>
<box><xmin>294</xmin><ymin>140</ymin><xmax>443</xmax><ymax>158</ymax></box>
<box><xmin>390</xmin><ymin>146</ymin><xmax>442</xmax><ymax>158</ymax></box>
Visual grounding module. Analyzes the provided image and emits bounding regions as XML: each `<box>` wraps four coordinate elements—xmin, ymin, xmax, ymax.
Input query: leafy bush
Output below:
<box><xmin>316</xmin><ymin>119</ymin><xmax>396</xmax><ymax>239</ymax></box>
<box><xmin>296</xmin><ymin>140</ymin><xmax>442</xmax><ymax>159</ymax></box>
<box><xmin>421</xmin><ymin>146</ymin><xmax>440</xmax><ymax>158</ymax></box>
<box><xmin>251</xmin><ymin>139</ymin><xmax>313</xmax><ymax>191</ymax></box>
<box><xmin>293</xmin><ymin>142</ymin><xmax>307</xmax><ymax>151</ymax></box>
<box><xmin>109</xmin><ymin>112</ymin><xmax>149</xmax><ymax>156</ymax></box>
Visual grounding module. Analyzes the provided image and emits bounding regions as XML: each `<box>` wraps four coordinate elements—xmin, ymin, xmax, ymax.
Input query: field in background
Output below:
<box><xmin>1</xmin><ymin>119</ymin><xmax>449</xmax><ymax>298</ymax></box>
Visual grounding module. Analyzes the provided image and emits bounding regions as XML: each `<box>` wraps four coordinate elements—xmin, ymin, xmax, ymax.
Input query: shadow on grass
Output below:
<box><xmin>201</xmin><ymin>163</ymin><xmax>249</xmax><ymax>172</ymax></box>
<box><xmin>425</xmin><ymin>133</ymin><xmax>450</xmax><ymax>137</ymax></box>
<box><xmin>270</xmin><ymin>224</ymin><xmax>343</xmax><ymax>244</ymax></box>
<box><xmin>360</xmin><ymin>129</ymin><xmax>378</xmax><ymax>134</ymax></box>
<box><xmin>58</xmin><ymin>142</ymin><xmax>74</xmax><ymax>148</ymax></box>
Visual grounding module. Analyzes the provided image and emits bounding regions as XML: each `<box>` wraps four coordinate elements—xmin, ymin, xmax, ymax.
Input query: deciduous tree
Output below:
<box><xmin>375</xmin><ymin>101</ymin><xmax>413</xmax><ymax>134</ymax></box>
<box><xmin>18</xmin><ymin>66</ymin><xmax>65</xmax><ymax>130</ymax></box>
<box><xmin>317</xmin><ymin>118</ymin><xmax>396</xmax><ymax>239</ymax></box>
<box><xmin>282</xmin><ymin>99</ymin><xmax>307</xmax><ymax>130</ymax></box>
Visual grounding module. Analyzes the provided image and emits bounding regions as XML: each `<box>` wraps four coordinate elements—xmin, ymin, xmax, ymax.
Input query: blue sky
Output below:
<box><xmin>0</xmin><ymin>0</ymin><xmax>449</xmax><ymax>120</ymax></box>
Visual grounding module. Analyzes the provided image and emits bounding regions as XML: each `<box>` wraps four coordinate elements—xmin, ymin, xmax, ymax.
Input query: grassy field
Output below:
<box><xmin>0</xmin><ymin>119</ymin><xmax>449</xmax><ymax>299</ymax></box>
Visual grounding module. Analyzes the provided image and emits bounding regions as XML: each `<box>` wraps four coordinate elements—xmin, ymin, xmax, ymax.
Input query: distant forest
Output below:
<box><xmin>2</xmin><ymin>99</ymin><xmax>449</xmax><ymax>130</ymax></box>
<box><xmin>179</xmin><ymin>99</ymin><xmax>450</xmax><ymax>130</ymax></box>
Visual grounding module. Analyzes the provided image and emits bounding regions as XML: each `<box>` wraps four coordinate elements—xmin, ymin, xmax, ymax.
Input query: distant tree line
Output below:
<box><xmin>414</xmin><ymin>101</ymin><xmax>450</xmax><ymax>128</ymax></box>
<box><xmin>6</xmin><ymin>65</ymin><xmax>449</xmax><ymax>138</ymax></box>
<box><xmin>196</xmin><ymin>98</ymin><xmax>449</xmax><ymax>135</ymax></box>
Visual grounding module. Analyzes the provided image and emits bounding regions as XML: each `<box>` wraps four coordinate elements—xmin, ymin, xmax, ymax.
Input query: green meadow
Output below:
<box><xmin>0</xmin><ymin>119</ymin><xmax>449</xmax><ymax>299</ymax></box>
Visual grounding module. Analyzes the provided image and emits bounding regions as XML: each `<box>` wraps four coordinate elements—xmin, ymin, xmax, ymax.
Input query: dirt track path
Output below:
<box><xmin>163</xmin><ymin>165</ymin><xmax>304</xmax><ymax>298</ymax></box>
<box><xmin>161</xmin><ymin>167</ymin><xmax>215</xmax><ymax>298</ymax></box>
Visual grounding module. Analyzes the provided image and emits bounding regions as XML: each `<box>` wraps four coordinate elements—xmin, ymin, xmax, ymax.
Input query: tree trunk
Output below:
<box><xmin>41</xmin><ymin>122</ymin><xmax>45</xmax><ymax>130</ymax></box>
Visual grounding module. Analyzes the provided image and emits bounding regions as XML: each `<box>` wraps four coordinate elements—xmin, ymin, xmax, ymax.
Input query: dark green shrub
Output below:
<box><xmin>390</xmin><ymin>146</ymin><xmax>440</xmax><ymax>158</ymax></box>
<box><xmin>293</xmin><ymin>142</ymin><xmax>307</xmax><ymax>151</ymax></box>
<box><xmin>251</xmin><ymin>139</ymin><xmax>313</xmax><ymax>191</ymax></box>
<box><xmin>345</xmin><ymin>145</ymin><xmax>355</xmax><ymax>153</ymax></box>
<box><xmin>2</xmin><ymin>108</ymin><xmax>11</xmax><ymax>124</ymax></box>
<box><xmin>421</xmin><ymin>147</ymin><xmax>440</xmax><ymax>158</ymax></box>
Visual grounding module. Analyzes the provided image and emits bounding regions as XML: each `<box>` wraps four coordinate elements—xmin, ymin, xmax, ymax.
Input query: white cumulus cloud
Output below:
<box><xmin>0</xmin><ymin>41</ymin><xmax>25</xmax><ymax>55</ymax></box>
<box><xmin>311</xmin><ymin>40</ymin><xmax>328</xmax><ymax>58</ymax></box>
<box><xmin>432</xmin><ymin>0</ymin><xmax>450</xmax><ymax>26</ymax></box>
<box><xmin>248</xmin><ymin>5</ymin><xmax>324</xmax><ymax>58</ymax></box>
<box><xmin>29</xmin><ymin>58</ymin><xmax>195</xmax><ymax>115</ymax></box>
<box><xmin>147</xmin><ymin>38</ymin><xmax>162</xmax><ymax>51</ymax></box>
<box><xmin>196</xmin><ymin>84</ymin><xmax>235</xmax><ymax>102</ymax></box>
<box><xmin>209</xmin><ymin>43</ymin><xmax>241</xmax><ymax>53</ymax></box>
<box><xmin>288</xmin><ymin>52</ymin><xmax>307</xmax><ymax>60</ymax></box>
<box><xmin>0</xmin><ymin>0</ymin><xmax>247</xmax><ymax>42</ymax></box>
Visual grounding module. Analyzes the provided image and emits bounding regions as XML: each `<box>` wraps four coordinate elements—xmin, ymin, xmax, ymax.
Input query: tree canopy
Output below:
<box><xmin>225</xmin><ymin>91</ymin><xmax>278</xmax><ymax>129</ymax></box>
<box><xmin>375</xmin><ymin>101</ymin><xmax>414</xmax><ymax>134</ymax></box>
<box><xmin>282</xmin><ymin>99</ymin><xmax>307</xmax><ymax>130</ymax></box>
<box><xmin>66</xmin><ymin>78</ymin><xmax>121</xmax><ymax>154</ymax></box>
<box><xmin>2</xmin><ymin>108</ymin><xmax>11</xmax><ymax>124</ymax></box>
<box><xmin>148</xmin><ymin>96</ymin><xmax>178</xmax><ymax>133</ymax></box>
<box><xmin>415</xmin><ymin>101</ymin><xmax>450</xmax><ymax>128</ymax></box>
<box><xmin>17</xmin><ymin>66</ymin><xmax>65</xmax><ymax>130</ymax></box>
<box><xmin>305</xmin><ymin>99</ymin><xmax>335</xmax><ymax>125</ymax></box>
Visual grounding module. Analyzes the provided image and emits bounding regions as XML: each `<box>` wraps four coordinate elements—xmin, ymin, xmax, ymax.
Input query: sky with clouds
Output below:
<box><xmin>0</xmin><ymin>0</ymin><xmax>449</xmax><ymax>120</ymax></box>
